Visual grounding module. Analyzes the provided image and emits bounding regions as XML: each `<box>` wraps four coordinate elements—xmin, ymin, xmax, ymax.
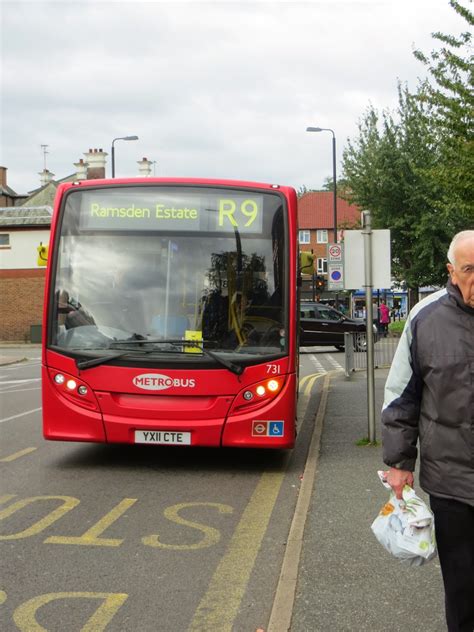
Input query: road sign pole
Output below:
<box><xmin>361</xmin><ymin>211</ymin><xmax>376</xmax><ymax>443</ymax></box>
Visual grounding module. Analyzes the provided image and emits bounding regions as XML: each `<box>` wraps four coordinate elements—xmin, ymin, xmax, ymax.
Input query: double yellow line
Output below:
<box><xmin>299</xmin><ymin>372</ymin><xmax>326</xmax><ymax>397</ymax></box>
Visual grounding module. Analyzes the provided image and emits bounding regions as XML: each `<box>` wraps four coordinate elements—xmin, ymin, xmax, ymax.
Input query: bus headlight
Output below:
<box><xmin>231</xmin><ymin>376</ymin><xmax>285</xmax><ymax>413</ymax></box>
<box><xmin>48</xmin><ymin>369</ymin><xmax>98</xmax><ymax>411</ymax></box>
<box><xmin>267</xmin><ymin>379</ymin><xmax>279</xmax><ymax>392</ymax></box>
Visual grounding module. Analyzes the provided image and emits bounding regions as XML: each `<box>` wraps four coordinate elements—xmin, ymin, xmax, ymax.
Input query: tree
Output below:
<box><xmin>341</xmin><ymin>1</ymin><xmax>473</xmax><ymax>305</ymax></box>
<box><xmin>342</xmin><ymin>84</ymin><xmax>447</xmax><ymax>298</ymax></box>
<box><xmin>297</xmin><ymin>185</ymin><xmax>314</xmax><ymax>198</ymax></box>
<box><xmin>414</xmin><ymin>0</ymin><xmax>474</xmax><ymax>228</ymax></box>
<box><xmin>322</xmin><ymin>176</ymin><xmax>335</xmax><ymax>191</ymax></box>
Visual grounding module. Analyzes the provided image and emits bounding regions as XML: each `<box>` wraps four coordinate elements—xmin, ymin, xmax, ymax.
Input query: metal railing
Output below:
<box><xmin>344</xmin><ymin>332</ymin><xmax>400</xmax><ymax>376</ymax></box>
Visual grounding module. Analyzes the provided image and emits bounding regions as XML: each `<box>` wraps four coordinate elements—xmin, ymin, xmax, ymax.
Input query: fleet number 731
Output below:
<box><xmin>266</xmin><ymin>364</ymin><xmax>281</xmax><ymax>374</ymax></box>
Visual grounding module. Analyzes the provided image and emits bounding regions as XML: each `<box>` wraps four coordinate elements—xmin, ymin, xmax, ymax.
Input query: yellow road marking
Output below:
<box><xmin>299</xmin><ymin>372</ymin><xmax>325</xmax><ymax>397</ymax></box>
<box><xmin>0</xmin><ymin>494</ymin><xmax>16</xmax><ymax>505</ymax></box>
<box><xmin>0</xmin><ymin>447</ymin><xmax>37</xmax><ymax>462</ymax></box>
<box><xmin>45</xmin><ymin>498</ymin><xmax>137</xmax><ymax>547</ymax></box>
<box><xmin>268</xmin><ymin>373</ymin><xmax>330</xmax><ymax>631</ymax></box>
<box><xmin>0</xmin><ymin>496</ymin><xmax>80</xmax><ymax>540</ymax></box>
<box><xmin>13</xmin><ymin>592</ymin><xmax>128</xmax><ymax>632</ymax></box>
<box><xmin>142</xmin><ymin>502</ymin><xmax>233</xmax><ymax>549</ymax></box>
<box><xmin>298</xmin><ymin>372</ymin><xmax>318</xmax><ymax>389</ymax></box>
<box><xmin>188</xmin><ymin>471</ymin><xmax>284</xmax><ymax>632</ymax></box>
<box><xmin>304</xmin><ymin>372</ymin><xmax>329</xmax><ymax>397</ymax></box>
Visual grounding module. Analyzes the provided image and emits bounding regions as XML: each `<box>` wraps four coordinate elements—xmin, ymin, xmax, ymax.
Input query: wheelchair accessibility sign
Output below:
<box><xmin>252</xmin><ymin>420</ymin><xmax>284</xmax><ymax>437</ymax></box>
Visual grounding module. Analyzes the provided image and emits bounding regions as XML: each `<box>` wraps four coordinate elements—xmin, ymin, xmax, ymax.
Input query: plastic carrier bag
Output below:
<box><xmin>371</xmin><ymin>471</ymin><xmax>437</xmax><ymax>566</ymax></box>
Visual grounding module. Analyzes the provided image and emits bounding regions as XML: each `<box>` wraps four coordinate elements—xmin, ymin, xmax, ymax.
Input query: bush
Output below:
<box><xmin>388</xmin><ymin>320</ymin><xmax>406</xmax><ymax>336</ymax></box>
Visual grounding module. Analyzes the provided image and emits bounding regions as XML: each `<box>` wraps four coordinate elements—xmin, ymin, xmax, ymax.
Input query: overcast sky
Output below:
<box><xmin>0</xmin><ymin>0</ymin><xmax>467</xmax><ymax>196</ymax></box>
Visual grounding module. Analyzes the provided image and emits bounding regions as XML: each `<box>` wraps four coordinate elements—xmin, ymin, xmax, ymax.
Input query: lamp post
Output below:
<box><xmin>111</xmin><ymin>135</ymin><xmax>139</xmax><ymax>178</ymax></box>
<box><xmin>306</xmin><ymin>126</ymin><xmax>337</xmax><ymax>243</ymax></box>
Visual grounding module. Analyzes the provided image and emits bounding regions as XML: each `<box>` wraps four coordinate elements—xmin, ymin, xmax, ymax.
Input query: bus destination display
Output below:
<box><xmin>77</xmin><ymin>189</ymin><xmax>264</xmax><ymax>233</ymax></box>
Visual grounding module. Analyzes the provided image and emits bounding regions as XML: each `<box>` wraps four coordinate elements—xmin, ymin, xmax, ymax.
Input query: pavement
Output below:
<box><xmin>0</xmin><ymin>345</ymin><xmax>446</xmax><ymax>631</ymax></box>
<box><xmin>0</xmin><ymin>343</ymin><xmax>40</xmax><ymax>366</ymax></box>
<box><xmin>289</xmin><ymin>369</ymin><xmax>446</xmax><ymax>632</ymax></box>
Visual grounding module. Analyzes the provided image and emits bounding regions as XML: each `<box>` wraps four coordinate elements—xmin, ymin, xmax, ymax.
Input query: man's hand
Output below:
<box><xmin>386</xmin><ymin>467</ymin><xmax>414</xmax><ymax>500</ymax></box>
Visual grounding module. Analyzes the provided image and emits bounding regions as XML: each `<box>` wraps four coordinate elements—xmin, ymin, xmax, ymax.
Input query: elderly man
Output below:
<box><xmin>381</xmin><ymin>230</ymin><xmax>474</xmax><ymax>632</ymax></box>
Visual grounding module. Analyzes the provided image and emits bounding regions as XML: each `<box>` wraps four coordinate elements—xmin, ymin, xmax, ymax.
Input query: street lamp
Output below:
<box><xmin>306</xmin><ymin>126</ymin><xmax>338</xmax><ymax>243</ymax></box>
<box><xmin>111</xmin><ymin>135</ymin><xmax>139</xmax><ymax>178</ymax></box>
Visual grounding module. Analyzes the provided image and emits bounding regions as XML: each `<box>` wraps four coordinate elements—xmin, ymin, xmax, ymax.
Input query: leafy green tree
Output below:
<box><xmin>297</xmin><ymin>185</ymin><xmax>308</xmax><ymax>198</ymax></box>
<box><xmin>342</xmin><ymin>84</ymin><xmax>448</xmax><ymax>298</ymax></box>
<box><xmin>342</xmin><ymin>1</ymin><xmax>473</xmax><ymax>303</ymax></box>
<box><xmin>322</xmin><ymin>176</ymin><xmax>335</xmax><ymax>191</ymax></box>
<box><xmin>414</xmin><ymin>0</ymin><xmax>474</xmax><ymax>228</ymax></box>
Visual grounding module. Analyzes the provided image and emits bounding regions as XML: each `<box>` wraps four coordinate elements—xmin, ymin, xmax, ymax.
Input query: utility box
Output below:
<box><xmin>30</xmin><ymin>324</ymin><xmax>42</xmax><ymax>343</ymax></box>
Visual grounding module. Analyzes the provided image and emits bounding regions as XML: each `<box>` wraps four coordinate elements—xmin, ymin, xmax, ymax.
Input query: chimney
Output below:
<box><xmin>39</xmin><ymin>168</ymin><xmax>55</xmax><ymax>186</ymax></box>
<box><xmin>74</xmin><ymin>158</ymin><xmax>89</xmax><ymax>180</ymax></box>
<box><xmin>84</xmin><ymin>148</ymin><xmax>107</xmax><ymax>179</ymax></box>
<box><xmin>0</xmin><ymin>166</ymin><xmax>7</xmax><ymax>188</ymax></box>
<box><xmin>137</xmin><ymin>157</ymin><xmax>152</xmax><ymax>177</ymax></box>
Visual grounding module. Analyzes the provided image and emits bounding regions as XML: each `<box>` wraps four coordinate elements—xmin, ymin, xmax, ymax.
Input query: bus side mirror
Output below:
<box><xmin>37</xmin><ymin>242</ymin><xmax>48</xmax><ymax>267</ymax></box>
<box><xmin>299</xmin><ymin>251</ymin><xmax>314</xmax><ymax>275</ymax></box>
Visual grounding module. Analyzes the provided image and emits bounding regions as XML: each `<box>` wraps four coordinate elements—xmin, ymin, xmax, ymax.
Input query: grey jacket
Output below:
<box><xmin>381</xmin><ymin>280</ymin><xmax>474</xmax><ymax>506</ymax></box>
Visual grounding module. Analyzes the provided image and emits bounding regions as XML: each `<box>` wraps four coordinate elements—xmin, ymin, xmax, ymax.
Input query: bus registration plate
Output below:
<box><xmin>135</xmin><ymin>430</ymin><xmax>191</xmax><ymax>445</ymax></box>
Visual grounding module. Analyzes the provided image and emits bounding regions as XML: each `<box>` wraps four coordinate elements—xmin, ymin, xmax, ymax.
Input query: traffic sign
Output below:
<box><xmin>328</xmin><ymin>263</ymin><xmax>344</xmax><ymax>290</ymax></box>
<box><xmin>328</xmin><ymin>243</ymin><xmax>343</xmax><ymax>261</ymax></box>
<box><xmin>327</xmin><ymin>243</ymin><xmax>344</xmax><ymax>290</ymax></box>
<box><xmin>343</xmin><ymin>230</ymin><xmax>391</xmax><ymax>289</ymax></box>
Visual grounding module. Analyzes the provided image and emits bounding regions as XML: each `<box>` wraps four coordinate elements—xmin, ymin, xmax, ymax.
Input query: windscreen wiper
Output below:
<box><xmin>76</xmin><ymin>348</ymin><xmax>155</xmax><ymax>370</ymax></box>
<box><xmin>195</xmin><ymin>346</ymin><xmax>243</xmax><ymax>376</ymax></box>
<box><xmin>109</xmin><ymin>338</ymin><xmax>244</xmax><ymax>375</ymax></box>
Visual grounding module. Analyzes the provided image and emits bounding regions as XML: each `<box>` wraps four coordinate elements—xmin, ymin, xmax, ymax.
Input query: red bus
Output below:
<box><xmin>42</xmin><ymin>178</ymin><xmax>300</xmax><ymax>448</ymax></box>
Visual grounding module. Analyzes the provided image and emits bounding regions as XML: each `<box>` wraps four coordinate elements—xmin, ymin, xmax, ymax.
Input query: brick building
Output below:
<box><xmin>0</xmin><ymin>152</ymin><xmax>108</xmax><ymax>342</ymax></box>
<box><xmin>297</xmin><ymin>191</ymin><xmax>361</xmax><ymax>293</ymax></box>
<box><xmin>0</xmin><ymin>166</ymin><xmax>27</xmax><ymax>207</ymax></box>
<box><xmin>0</xmin><ymin>151</ymin><xmax>154</xmax><ymax>341</ymax></box>
<box><xmin>0</xmin><ymin>207</ymin><xmax>51</xmax><ymax>341</ymax></box>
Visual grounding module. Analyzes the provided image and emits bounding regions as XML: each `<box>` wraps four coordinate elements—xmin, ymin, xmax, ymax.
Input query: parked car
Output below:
<box><xmin>299</xmin><ymin>302</ymin><xmax>378</xmax><ymax>351</ymax></box>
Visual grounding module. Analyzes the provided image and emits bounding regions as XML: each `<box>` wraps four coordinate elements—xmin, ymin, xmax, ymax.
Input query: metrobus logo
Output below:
<box><xmin>132</xmin><ymin>374</ymin><xmax>196</xmax><ymax>390</ymax></box>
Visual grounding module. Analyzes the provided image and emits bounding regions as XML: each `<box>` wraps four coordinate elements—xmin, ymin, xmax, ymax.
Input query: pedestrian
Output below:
<box><xmin>379</xmin><ymin>300</ymin><xmax>390</xmax><ymax>337</ymax></box>
<box><xmin>372</xmin><ymin>299</ymin><xmax>379</xmax><ymax>330</ymax></box>
<box><xmin>381</xmin><ymin>230</ymin><xmax>474</xmax><ymax>632</ymax></box>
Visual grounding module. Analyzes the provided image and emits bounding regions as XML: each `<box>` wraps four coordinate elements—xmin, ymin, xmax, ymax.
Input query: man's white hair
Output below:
<box><xmin>447</xmin><ymin>230</ymin><xmax>474</xmax><ymax>266</ymax></box>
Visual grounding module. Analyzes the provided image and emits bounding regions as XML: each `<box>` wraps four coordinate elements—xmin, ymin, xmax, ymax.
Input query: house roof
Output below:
<box><xmin>0</xmin><ymin>184</ymin><xmax>23</xmax><ymax>198</ymax></box>
<box><xmin>26</xmin><ymin>173</ymin><xmax>76</xmax><ymax>196</ymax></box>
<box><xmin>21</xmin><ymin>181</ymin><xmax>59</xmax><ymax>208</ymax></box>
<box><xmin>0</xmin><ymin>206</ymin><xmax>52</xmax><ymax>227</ymax></box>
<box><xmin>21</xmin><ymin>173</ymin><xmax>79</xmax><ymax>208</ymax></box>
<box><xmin>298</xmin><ymin>191</ymin><xmax>361</xmax><ymax>229</ymax></box>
